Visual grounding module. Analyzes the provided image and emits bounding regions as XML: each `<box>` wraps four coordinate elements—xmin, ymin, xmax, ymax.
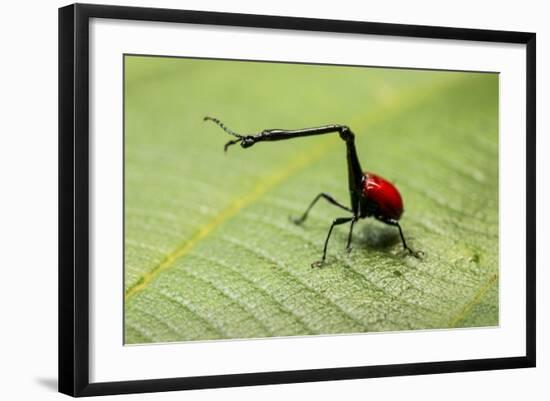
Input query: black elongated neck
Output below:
<box><xmin>341</xmin><ymin>128</ymin><xmax>363</xmax><ymax>193</ymax></box>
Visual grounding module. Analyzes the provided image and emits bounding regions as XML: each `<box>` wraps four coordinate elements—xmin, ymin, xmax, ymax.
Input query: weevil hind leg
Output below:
<box><xmin>380</xmin><ymin>218</ymin><xmax>423</xmax><ymax>259</ymax></box>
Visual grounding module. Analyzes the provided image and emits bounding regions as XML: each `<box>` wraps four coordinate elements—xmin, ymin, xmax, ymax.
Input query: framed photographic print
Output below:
<box><xmin>58</xmin><ymin>3</ymin><xmax>536</xmax><ymax>397</ymax></box>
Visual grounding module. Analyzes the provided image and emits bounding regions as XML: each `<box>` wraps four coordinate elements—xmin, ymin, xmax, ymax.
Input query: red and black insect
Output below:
<box><xmin>205</xmin><ymin>116</ymin><xmax>423</xmax><ymax>267</ymax></box>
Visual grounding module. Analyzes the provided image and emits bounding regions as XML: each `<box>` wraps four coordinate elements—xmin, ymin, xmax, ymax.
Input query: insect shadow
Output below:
<box><xmin>355</xmin><ymin>220</ymin><xmax>401</xmax><ymax>251</ymax></box>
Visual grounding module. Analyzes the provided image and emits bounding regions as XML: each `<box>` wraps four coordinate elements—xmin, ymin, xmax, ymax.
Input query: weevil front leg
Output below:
<box><xmin>291</xmin><ymin>192</ymin><xmax>352</xmax><ymax>225</ymax></box>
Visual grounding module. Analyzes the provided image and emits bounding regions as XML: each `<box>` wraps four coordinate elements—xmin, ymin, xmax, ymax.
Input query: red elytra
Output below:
<box><xmin>362</xmin><ymin>172</ymin><xmax>404</xmax><ymax>220</ymax></box>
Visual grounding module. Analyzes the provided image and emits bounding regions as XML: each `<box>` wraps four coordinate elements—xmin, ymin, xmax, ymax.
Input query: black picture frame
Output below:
<box><xmin>59</xmin><ymin>3</ymin><xmax>536</xmax><ymax>397</ymax></box>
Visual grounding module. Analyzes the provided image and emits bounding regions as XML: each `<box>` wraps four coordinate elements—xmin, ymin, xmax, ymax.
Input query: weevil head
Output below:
<box><xmin>240</xmin><ymin>136</ymin><xmax>256</xmax><ymax>148</ymax></box>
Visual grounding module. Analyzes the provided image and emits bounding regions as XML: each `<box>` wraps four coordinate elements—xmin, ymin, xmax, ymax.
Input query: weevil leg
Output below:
<box><xmin>345</xmin><ymin>199</ymin><xmax>362</xmax><ymax>253</ymax></box>
<box><xmin>345</xmin><ymin>215</ymin><xmax>360</xmax><ymax>253</ymax></box>
<box><xmin>381</xmin><ymin>218</ymin><xmax>423</xmax><ymax>259</ymax></box>
<box><xmin>291</xmin><ymin>192</ymin><xmax>352</xmax><ymax>225</ymax></box>
<box><xmin>311</xmin><ymin>216</ymin><xmax>354</xmax><ymax>268</ymax></box>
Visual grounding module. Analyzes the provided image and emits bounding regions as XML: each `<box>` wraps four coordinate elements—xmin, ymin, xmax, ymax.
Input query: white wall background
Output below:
<box><xmin>0</xmin><ymin>0</ymin><xmax>547</xmax><ymax>399</ymax></box>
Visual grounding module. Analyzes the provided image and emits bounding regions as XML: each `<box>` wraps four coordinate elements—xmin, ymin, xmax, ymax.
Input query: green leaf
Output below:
<box><xmin>124</xmin><ymin>56</ymin><xmax>499</xmax><ymax>344</ymax></box>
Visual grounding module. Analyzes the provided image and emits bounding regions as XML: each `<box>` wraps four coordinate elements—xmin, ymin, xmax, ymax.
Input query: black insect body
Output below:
<box><xmin>205</xmin><ymin>116</ymin><xmax>422</xmax><ymax>267</ymax></box>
